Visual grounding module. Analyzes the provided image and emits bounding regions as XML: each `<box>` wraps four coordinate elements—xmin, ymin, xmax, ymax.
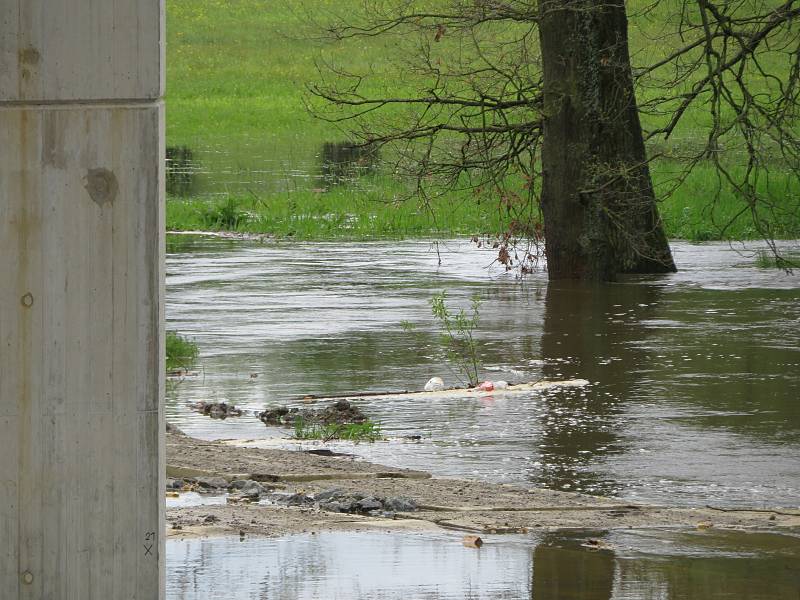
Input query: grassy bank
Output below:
<box><xmin>166</xmin><ymin>161</ymin><xmax>800</xmax><ymax>242</ymax></box>
<box><xmin>166</xmin><ymin>0</ymin><xmax>799</xmax><ymax>242</ymax></box>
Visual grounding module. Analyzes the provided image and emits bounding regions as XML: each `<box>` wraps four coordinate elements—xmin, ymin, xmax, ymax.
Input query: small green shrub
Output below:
<box><xmin>166</xmin><ymin>330</ymin><xmax>199</xmax><ymax>371</ymax></box>
<box><xmin>431</xmin><ymin>291</ymin><xmax>483</xmax><ymax>387</ymax></box>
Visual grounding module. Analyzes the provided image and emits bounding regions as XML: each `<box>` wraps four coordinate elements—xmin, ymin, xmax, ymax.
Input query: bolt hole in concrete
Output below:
<box><xmin>20</xmin><ymin>292</ymin><xmax>34</xmax><ymax>307</ymax></box>
<box><xmin>166</xmin><ymin>529</ymin><xmax>800</xmax><ymax>599</ymax></box>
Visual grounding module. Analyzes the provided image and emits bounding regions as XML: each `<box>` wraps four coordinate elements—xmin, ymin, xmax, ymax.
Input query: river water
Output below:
<box><xmin>166</xmin><ymin>237</ymin><xmax>800</xmax><ymax>508</ymax></box>
<box><xmin>167</xmin><ymin>529</ymin><xmax>800</xmax><ymax>600</ymax></box>
<box><xmin>165</xmin><ymin>237</ymin><xmax>800</xmax><ymax>598</ymax></box>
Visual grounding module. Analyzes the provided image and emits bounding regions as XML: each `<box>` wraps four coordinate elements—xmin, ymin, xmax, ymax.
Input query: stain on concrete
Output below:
<box><xmin>42</xmin><ymin>113</ymin><xmax>66</xmax><ymax>168</ymax></box>
<box><xmin>84</xmin><ymin>169</ymin><xmax>118</xmax><ymax>207</ymax></box>
<box><xmin>18</xmin><ymin>47</ymin><xmax>40</xmax><ymax>94</ymax></box>
<box><xmin>18</xmin><ymin>47</ymin><xmax>41</xmax><ymax>66</ymax></box>
<box><xmin>20</xmin><ymin>293</ymin><xmax>34</xmax><ymax>308</ymax></box>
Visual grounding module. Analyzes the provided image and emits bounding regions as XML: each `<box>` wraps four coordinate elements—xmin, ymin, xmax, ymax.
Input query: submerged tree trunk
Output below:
<box><xmin>539</xmin><ymin>0</ymin><xmax>676</xmax><ymax>280</ymax></box>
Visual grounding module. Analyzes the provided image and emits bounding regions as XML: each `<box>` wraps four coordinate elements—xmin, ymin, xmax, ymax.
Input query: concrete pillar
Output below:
<box><xmin>0</xmin><ymin>2</ymin><xmax>164</xmax><ymax>598</ymax></box>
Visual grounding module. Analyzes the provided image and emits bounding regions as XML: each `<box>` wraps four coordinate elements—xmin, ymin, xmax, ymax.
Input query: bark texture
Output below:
<box><xmin>539</xmin><ymin>0</ymin><xmax>676</xmax><ymax>280</ymax></box>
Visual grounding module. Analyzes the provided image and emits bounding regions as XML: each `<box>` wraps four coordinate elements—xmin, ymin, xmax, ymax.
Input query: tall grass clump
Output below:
<box><xmin>292</xmin><ymin>417</ymin><xmax>383</xmax><ymax>442</ymax></box>
<box><xmin>166</xmin><ymin>330</ymin><xmax>200</xmax><ymax>372</ymax></box>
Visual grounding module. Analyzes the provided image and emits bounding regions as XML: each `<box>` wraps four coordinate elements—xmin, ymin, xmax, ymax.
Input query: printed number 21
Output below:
<box><xmin>143</xmin><ymin>532</ymin><xmax>156</xmax><ymax>557</ymax></box>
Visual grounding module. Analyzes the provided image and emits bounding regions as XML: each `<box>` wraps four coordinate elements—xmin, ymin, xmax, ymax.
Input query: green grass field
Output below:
<box><xmin>166</xmin><ymin>0</ymin><xmax>799</xmax><ymax>242</ymax></box>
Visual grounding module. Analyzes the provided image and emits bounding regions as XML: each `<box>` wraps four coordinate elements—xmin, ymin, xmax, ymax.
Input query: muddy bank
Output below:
<box><xmin>165</xmin><ymin>432</ymin><xmax>800</xmax><ymax>539</ymax></box>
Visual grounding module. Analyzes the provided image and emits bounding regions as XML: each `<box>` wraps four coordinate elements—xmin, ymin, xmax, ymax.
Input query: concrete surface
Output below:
<box><xmin>0</xmin><ymin>1</ymin><xmax>164</xmax><ymax>597</ymax></box>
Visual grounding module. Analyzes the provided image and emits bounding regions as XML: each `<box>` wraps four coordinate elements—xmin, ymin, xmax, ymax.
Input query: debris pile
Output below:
<box><xmin>189</xmin><ymin>402</ymin><xmax>243</xmax><ymax>419</ymax></box>
<box><xmin>312</xmin><ymin>488</ymin><xmax>418</xmax><ymax>516</ymax></box>
<box><xmin>258</xmin><ymin>400</ymin><xmax>367</xmax><ymax>427</ymax></box>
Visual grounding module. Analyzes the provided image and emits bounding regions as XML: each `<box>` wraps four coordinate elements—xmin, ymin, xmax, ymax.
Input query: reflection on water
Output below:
<box><xmin>166</xmin><ymin>145</ymin><xmax>199</xmax><ymax>197</ymax></box>
<box><xmin>320</xmin><ymin>141</ymin><xmax>380</xmax><ymax>187</ymax></box>
<box><xmin>166</xmin><ymin>238</ymin><xmax>800</xmax><ymax>507</ymax></box>
<box><xmin>163</xmin><ymin>139</ymin><xmax>380</xmax><ymax>198</ymax></box>
<box><xmin>535</xmin><ymin>282</ymin><xmax>663</xmax><ymax>497</ymax></box>
<box><xmin>166</xmin><ymin>529</ymin><xmax>800</xmax><ymax>599</ymax></box>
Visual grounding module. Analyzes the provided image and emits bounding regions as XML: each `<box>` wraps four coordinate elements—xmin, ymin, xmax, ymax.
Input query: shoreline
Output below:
<box><xmin>166</xmin><ymin>431</ymin><xmax>800</xmax><ymax>540</ymax></box>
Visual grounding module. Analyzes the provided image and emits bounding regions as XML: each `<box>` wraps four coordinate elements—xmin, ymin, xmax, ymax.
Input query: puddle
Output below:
<box><xmin>166</xmin><ymin>239</ymin><xmax>800</xmax><ymax>507</ymax></box>
<box><xmin>166</xmin><ymin>529</ymin><xmax>800</xmax><ymax>599</ymax></box>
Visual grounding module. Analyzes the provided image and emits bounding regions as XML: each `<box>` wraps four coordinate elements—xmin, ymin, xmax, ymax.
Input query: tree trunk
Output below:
<box><xmin>539</xmin><ymin>0</ymin><xmax>676</xmax><ymax>280</ymax></box>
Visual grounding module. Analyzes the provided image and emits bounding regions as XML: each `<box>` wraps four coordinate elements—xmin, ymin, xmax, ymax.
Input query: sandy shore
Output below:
<box><xmin>166</xmin><ymin>431</ymin><xmax>800</xmax><ymax>540</ymax></box>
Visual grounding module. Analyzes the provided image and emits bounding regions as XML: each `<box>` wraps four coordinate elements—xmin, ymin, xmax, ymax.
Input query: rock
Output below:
<box><xmin>284</xmin><ymin>493</ymin><xmax>314</xmax><ymax>506</ymax></box>
<box><xmin>314</xmin><ymin>488</ymin><xmax>345</xmax><ymax>502</ymax></box>
<box><xmin>190</xmin><ymin>401</ymin><xmax>243</xmax><ymax>420</ymax></box>
<box><xmin>237</xmin><ymin>480</ymin><xmax>265</xmax><ymax>499</ymax></box>
<box><xmin>229</xmin><ymin>478</ymin><xmax>274</xmax><ymax>493</ymax></box>
<box><xmin>494</xmin><ymin>380</ymin><xmax>509</xmax><ymax>390</ymax></box>
<box><xmin>383</xmin><ymin>496</ymin><xmax>417</xmax><ymax>512</ymax></box>
<box><xmin>319</xmin><ymin>501</ymin><xmax>345</xmax><ymax>513</ymax></box>
<box><xmin>203</xmin><ymin>515</ymin><xmax>219</xmax><ymax>524</ymax></box>
<box><xmin>424</xmin><ymin>377</ymin><xmax>445</xmax><ymax>392</ymax></box>
<box><xmin>258</xmin><ymin>406</ymin><xmax>293</xmax><ymax>426</ymax></box>
<box><xmin>336</xmin><ymin>500</ymin><xmax>357</xmax><ymax>513</ymax></box>
<box><xmin>462</xmin><ymin>535</ymin><xmax>483</xmax><ymax>548</ymax></box>
<box><xmin>192</xmin><ymin>476</ymin><xmax>228</xmax><ymax>490</ymax></box>
<box><xmin>355</xmin><ymin>496</ymin><xmax>383</xmax><ymax>512</ymax></box>
<box><xmin>477</xmin><ymin>381</ymin><xmax>494</xmax><ymax>392</ymax></box>
<box><xmin>166</xmin><ymin>478</ymin><xmax>183</xmax><ymax>490</ymax></box>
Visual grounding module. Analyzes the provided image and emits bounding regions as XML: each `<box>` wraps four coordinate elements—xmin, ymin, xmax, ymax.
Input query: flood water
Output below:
<box><xmin>166</xmin><ymin>529</ymin><xmax>800</xmax><ymax>599</ymax></box>
<box><xmin>166</xmin><ymin>237</ymin><xmax>800</xmax><ymax>508</ymax></box>
<box><xmin>165</xmin><ymin>139</ymin><xmax>376</xmax><ymax>198</ymax></box>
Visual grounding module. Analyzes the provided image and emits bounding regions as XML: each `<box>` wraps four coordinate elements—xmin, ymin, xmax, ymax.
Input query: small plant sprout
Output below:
<box><xmin>430</xmin><ymin>291</ymin><xmax>483</xmax><ymax>387</ymax></box>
